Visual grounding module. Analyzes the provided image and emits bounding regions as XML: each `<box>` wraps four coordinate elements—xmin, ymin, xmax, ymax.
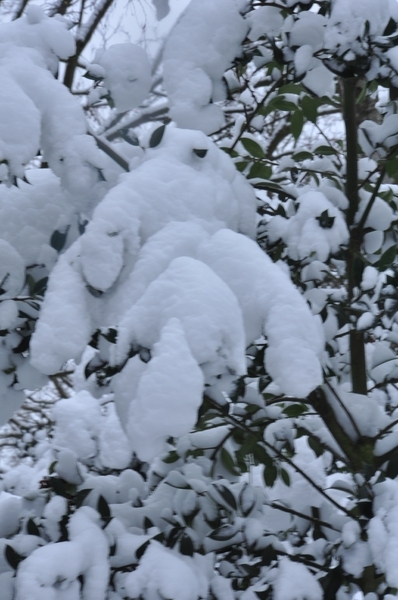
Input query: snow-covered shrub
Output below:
<box><xmin>3</xmin><ymin>0</ymin><xmax>398</xmax><ymax>598</ymax></box>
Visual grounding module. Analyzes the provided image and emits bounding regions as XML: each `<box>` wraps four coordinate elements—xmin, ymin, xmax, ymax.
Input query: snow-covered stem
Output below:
<box><xmin>87</xmin><ymin>128</ymin><xmax>129</xmax><ymax>171</ymax></box>
<box><xmin>63</xmin><ymin>0</ymin><xmax>114</xmax><ymax>90</ymax></box>
<box><xmin>343</xmin><ymin>77</ymin><xmax>368</xmax><ymax>395</ymax></box>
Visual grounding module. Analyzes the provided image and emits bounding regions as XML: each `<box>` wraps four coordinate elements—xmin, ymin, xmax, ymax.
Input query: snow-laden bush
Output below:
<box><xmin>3</xmin><ymin>0</ymin><xmax>398</xmax><ymax>598</ymax></box>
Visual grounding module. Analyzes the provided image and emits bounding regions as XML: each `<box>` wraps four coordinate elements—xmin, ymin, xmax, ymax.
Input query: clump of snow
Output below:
<box><xmin>29</xmin><ymin>123</ymin><xmax>325</xmax><ymax>458</ymax></box>
<box><xmin>368</xmin><ymin>479</ymin><xmax>398</xmax><ymax>588</ymax></box>
<box><xmin>124</xmin><ymin>318</ymin><xmax>204</xmax><ymax>461</ymax></box>
<box><xmin>198</xmin><ymin>229</ymin><xmax>324</xmax><ymax>397</ymax></box>
<box><xmin>52</xmin><ymin>391</ymin><xmax>102</xmax><ymax>461</ymax></box>
<box><xmin>0</xmin><ymin>170</ymin><xmax>73</xmax><ymax>270</ymax></box>
<box><xmin>0</xmin><ymin>14</ymin><xmax>105</xmax><ymax>194</ymax></box>
<box><xmin>92</xmin><ymin>44</ymin><xmax>151</xmax><ymax>112</ymax></box>
<box><xmin>163</xmin><ymin>0</ymin><xmax>248</xmax><ymax>133</ymax></box>
<box><xmin>30</xmin><ymin>246</ymin><xmax>92</xmax><ymax>375</ymax></box>
<box><xmin>0</xmin><ymin>240</ymin><xmax>25</xmax><ymax>298</ymax></box>
<box><xmin>247</xmin><ymin>6</ymin><xmax>283</xmax><ymax>41</ymax></box>
<box><xmin>98</xmin><ymin>403</ymin><xmax>132</xmax><ymax>470</ymax></box>
<box><xmin>268</xmin><ymin>190</ymin><xmax>349</xmax><ymax>262</ymax></box>
<box><xmin>356</xmin><ymin>191</ymin><xmax>394</xmax><ymax>231</ymax></box>
<box><xmin>273</xmin><ymin>557</ymin><xmax>323</xmax><ymax>600</ymax></box>
<box><xmin>16</xmin><ymin>507</ymin><xmax>109</xmax><ymax>600</ymax></box>
<box><xmin>119</xmin><ymin>541</ymin><xmax>210</xmax><ymax>600</ymax></box>
<box><xmin>325</xmin><ymin>383</ymin><xmax>390</xmax><ymax>440</ymax></box>
<box><xmin>324</xmin><ymin>0</ymin><xmax>397</xmax><ymax>57</ymax></box>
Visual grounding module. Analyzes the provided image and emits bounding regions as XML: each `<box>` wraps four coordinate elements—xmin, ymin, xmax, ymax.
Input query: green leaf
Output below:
<box><xmin>75</xmin><ymin>488</ymin><xmax>92</xmax><ymax>508</ymax></box>
<box><xmin>48</xmin><ymin>460</ymin><xmax>57</xmax><ymax>474</ymax></box>
<box><xmin>316</xmin><ymin>209</ymin><xmax>335</xmax><ymax>229</ymax></box>
<box><xmin>26</xmin><ymin>518</ymin><xmax>40</xmax><ymax>537</ymax></box>
<box><xmin>248</xmin><ymin>162</ymin><xmax>272</xmax><ymax>180</ymax></box>
<box><xmin>385</xmin><ymin>157</ymin><xmax>398</xmax><ymax>182</ymax></box>
<box><xmin>301</xmin><ymin>95</ymin><xmax>318</xmax><ymax>123</ymax></box>
<box><xmin>213</xmin><ymin>483</ymin><xmax>237</xmax><ymax>510</ymax></box>
<box><xmin>386</xmin><ymin>450</ymin><xmax>398</xmax><ymax>479</ymax></box>
<box><xmin>378</xmin><ymin>245</ymin><xmax>397</xmax><ymax>271</ymax></box>
<box><xmin>282</xmin><ymin>403</ymin><xmax>308</xmax><ymax>418</ymax></box>
<box><xmin>180</xmin><ymin>533</ymin><xmax>194</xmax><ymax>556</ymax></box>
<box><xmin>4</xmin><ymin>545</ymin><xmax>24</xmax><ymax>570</ymax></box>
<box><xmin>149</xmin><ymin>125</ymin><xmax>166</xmax><ymax>148</ymax></box>
<box><xmin>136</xmin><ymin>540</ymin><xmax>150</xmax><ymax>560</ymax></box>
<box><xmin>270</xmin><ymin>98</ymin><xmax>298</xmax><ymax>112</ymax></box>
<box><xmin>25</xmin><ymin>273</ymin><xmax>35</xmax><ymax>296</ymax></box>
<box><xmin>313</xmin><ymin>145</ymin><xmax>339</xmax><ymax>156</ymax></box>
<box><xmin>261</xmin><ymin>544</ymin><xmax>278</xmax><ymax>566</ymax></box>
<box><xmin>281</xmin><ymin>468</ymin><xmax>290</xmax><ymax>486</ymax></box>
<box><xmin>163</xmin><ymin>451</ymin><xmax>179</xmax><ymax>464</ymax></box>
<box><xmin>291</xmin><ymin>109</ymin><xmax>304</xmax><ymax>140</ymax></box>
<box><xmin>308</xmin><ymin>435</ymin><xmax>324</xmax><ymax>457</ymax></box>
<box><xmin>235</xmin><ymin>161</ymin><xmax>249</xmax><ymax>172</ymax></box>
<box><xmin>97</xmin><ymin>495</ymin><xmax>111</xmax><ymax>524</ymax></box>
<box><xmin>208</xmin><ymin>524</ymin><xmax>237</xmax><ymax>541</ymax></box>
<box><xmin>193</xmin><ymin>148</ymin><xmax>208</xmax><ymax>158</ymax></box>
<box><xmin>239</xmin><ymin>483</ymin><xmax>256</xmax><ymax>517</ymax></box>
<box><xmin>50</xmin><ymin>225</ymin><xmax>70</xmax><ymax>253</ymax></box>
<box><xmin>240</xmin><ymin>137</ymin><xmax>265</xmax><ymax>159</ymax></box>
<box><xmin>263</xmin><ymin>465</ymin><xmax>277</xmax><ymax>487</ymax></box>
<box><xmin>253</xmin><ymin>444</ymin><xmax>273</xmax><ymax>469</ymax></box>
<box><xmin>220</xmin><ymin>448</ymin><xmax>239</xmax><ymax>476</ymax></box>
<box><xmin>86</xmin><ymin>285</ymin><xmax>103</xmax><ymax>298</ymax></box>
<box><xmin>101</xmin><ymin>327</ymin><xmax>117</xmax><ymax>344</ymax></box>
<box><xmin>49</xmin><ymin>476</ymin><xmax>69</xmax><ymax>498</ymax></box>
<box><xmin>33</xmin><ymin>277</ymin><xmax>48</xmax><ymax>297</ymax></box>
<box><xmin>279</xmin><ymin>83</ymin><xmax>304</xmax><ymax>94</ymax></box>
<box><xmin>293</xmin><ymin>151</ymin><xmax>313</xmax><ymax>162</ymax></box>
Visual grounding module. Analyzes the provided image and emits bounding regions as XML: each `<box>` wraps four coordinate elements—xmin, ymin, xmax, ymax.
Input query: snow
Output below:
<box><xmin>2</xmin><ymin>5</ymin><xmax>396</xmax><ymax>598</ymax></box>
<box><xmin>52</xmin><ymin>391</ymin><xmax>102</xmax><ymax>462</ymax></box>
<box><xmin>356</xmin><ymin>193</ymin><xmax>394</xmax><ymax>231</ymax></box>
<box><xmin>163</xmin><ymin>0</ymin><xmax>248</xmax><ymax>133</ymax></box>
<box><xmin>0</xmin><ymin>492</ymin><xmax>22</xmax><ymax>538</ymax></box>
<box><xmin>361</xmin><ymin>266</ymin><xmax>379</xmax><ymax>291</ymax></box>
<box><xmin>198</xmin><ymin>229</ymin><xmax>323</xmax><ymax>397</ymax></box>
<box><xmin>124</xmin><ymin>318</ymin><xmax>204</xmax><ymax>461</ymax></box>
<box><xmin>93</xmin><ymin>44</ymin><xmax>151</xmax><ymax>112</ymax></box>
<box><xmin>43</xmin><ymin>496</ymin><xmax>68</xmax><ymax>541</ymax></box>
<box><xmin>120</xmin><ymin>541</ymin><xmax>210</xmax><ymax>600</ymax></box>
<box><xmin>247</xmin><ymin>6</ymin><xmax>283</xmax><ymax>41</ymax></box>
<box><xmin>98</xmin><ymin>403</ymin><xmax>132</xmax><ymax>470</ymax></box>
<box><xmin>268</xmin><ymin>190</ymin><xmax>348</xmax><ymax>264</ymax></box>
<box><xmin>54</xmin><ymin>448</ymin><xmax>83</xmax><ymax>485</ymax></box>
<box><xmin>294</xmin><ymin>44</ymin><xmax>314</xmax><ymax>77</ymax></box>
<box><xmin>364</xmin><ymin>230</ymin><xmax>383</xmax><ymax>254</ymax></box>
<box><xmin>325</xmin><ymin>0</ymin><xmax>396</xmax><ymax>56</ymax></box>
<box><xmin>273</xmin><ymin>557</ymin><xmax>323</xmax><ymax>600</ymax></box>
<box><xmin>324</xmin><ymin>384</ymin><xmax>390</xmax><ymax>440</ymax></box>
<box><xmin>288</xmin><ymin>12</ymin><xmax>326</xmax><ymax>51</ymax></box>
<box><xmin>371</xmin><ymin>480</ymin><xmax>398</xmax><ymax>588</ymax></box>
<box><xmin>0</xmin><ymin>240</ymin><xmax>25</xmax><ymax>299</ymax></box>
<box><xmin>0</xmin><ymin>14</ymin><xmax>105</xmax><ymax>195</ymax></box>
<box><xmin>30</xmin><ymin>247</ymin><xmax>92</xmax><ymax>375</ymax></box>
<box><xmin>115</xmin><ymin>256</ymin><xmax>246</xmax><ymax>375</ymax></box>
<box><xmin>0</xmin><ymin>169</ymin><xmax>72</xmax><ymax>269</ymax></box>
<box><xmin>0</xmin><ymin>300</ymin><xmax>18</xmax><ymax>330</ymax></box>
<box><xmin>16</xmin><ymin>507</ymin><xmax>109</xmax><ymax>600</ymax></box>
<box><xmin>302</xmin><ymin>63</ymin><xmax>335</xmax><ymax>98</ymax></box>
